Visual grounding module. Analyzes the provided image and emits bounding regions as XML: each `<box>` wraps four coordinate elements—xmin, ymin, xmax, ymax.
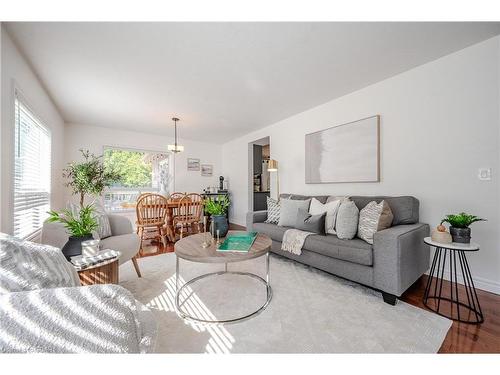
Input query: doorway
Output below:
<box><xmin>248</xmin><ymin>137</ymin><xmax>270</xmax><ymax>212</ymax></box>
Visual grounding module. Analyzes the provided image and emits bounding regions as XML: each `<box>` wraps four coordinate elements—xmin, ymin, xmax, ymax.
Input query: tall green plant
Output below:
<box><xmin>441</xmin><ymin>213</ymin><xmax>486</xmax><ymax>229</ymax></box>
<box><xmin>204</xmin><ymin>195</ymin><xmax>230</xmax><ymax>216</ymax></box>
<box><xmin>47</xmin><ymin>205</ymin><xmax>98</xmax><ymax>237</ymax></box>
<box><xmin>63</xmin><ymin>149</ymin><xmax>122</xmax><ymax>207</ymax></box>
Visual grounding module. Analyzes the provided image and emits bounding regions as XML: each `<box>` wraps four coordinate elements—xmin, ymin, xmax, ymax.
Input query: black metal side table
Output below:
<box><xmin>423</xmin><ymin>237</ymin><xmax>483</xmax><ymax>324</ymax></box>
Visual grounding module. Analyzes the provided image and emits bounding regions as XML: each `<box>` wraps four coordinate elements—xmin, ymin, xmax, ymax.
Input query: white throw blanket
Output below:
<box><xmin>281</xmin><ymin>229</ymin><xmax>314</xmax><ymax>255</ymax></box>
<box><xmin>0</xmin><ymin>285</ymin><xmax>157</xmax><ymax>353</ymax></box>
<box><xmin>0</xmin><ymin>233</ymin><xmax>157</xmax><ymax>353</ymax></box>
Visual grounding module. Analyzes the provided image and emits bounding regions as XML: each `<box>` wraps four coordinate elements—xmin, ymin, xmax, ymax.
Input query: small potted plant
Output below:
<box><xmin>440</xmin><ymin>213</ymin><xmax>486</xmax><ymax>243</ymax></box>
<box><xmin>204</xmin><ymin>195</ymin><xmax>230</xmax><ymax>237</ymax></box>
<box><xmin>48</xmin><ymin>205</ymin><xmax>99</xmax><ymax>260</ymax></box>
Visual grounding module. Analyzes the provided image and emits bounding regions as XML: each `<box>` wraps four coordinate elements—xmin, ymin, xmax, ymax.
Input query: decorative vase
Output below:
<box><xmin>212</xmin><ymin>215</ymin><xmax>228</xmax><ymax>238</ymax></box>
<box><xmin>62</xmin><ymin>234</ymin><xmax>93</xmax><ymax>260</ymax></box>
<box><xmin>449</xmin><ymin>227</ymin><xmax>471</xmax><ymax>244</ymax></box>
<box><xmin>431</xmin><ymin>229</ymin><xmax>452</xmax><ymax>244</ymax></box>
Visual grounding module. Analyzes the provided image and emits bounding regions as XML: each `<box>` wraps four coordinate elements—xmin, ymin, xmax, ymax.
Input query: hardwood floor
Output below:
<box><xmin>401</xmin><ymin>275</ymin><xmax>500</xmax><ymax>353</ymax></box>
<box><xmin>137</xmin><ymin>223</ymin><xmax>500</xmax><ymax>353</ymax></box>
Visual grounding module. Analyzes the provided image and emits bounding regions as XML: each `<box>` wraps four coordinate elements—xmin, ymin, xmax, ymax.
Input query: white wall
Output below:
<box><xmin>0</xmin><ymin>26</ymin><xmax>66</xmax><ymax>235</ymax></box>
<box><xmin>222</xmin><ymin>36</ymin><xmax>500</xmax><ymax>294</ymax></box>
<box><xmin>64</xmin><ymin>123</ymin><xmax>221</xmax><ymax>203</ymax></box>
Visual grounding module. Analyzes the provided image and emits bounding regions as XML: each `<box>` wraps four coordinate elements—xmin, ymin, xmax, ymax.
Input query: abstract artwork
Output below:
<box><xmin>201</xmin><ymin>164</ymin><xmax>213</xmax><ymax>177</ymax></box>
<box><xmin>305</xmin><ymin>115</ymin><xmax>380</xmax><ymax>183</ymax></box>
<box><xmin>187</xmin><ymin>158</ymin><xmax>200</xmax><ymax>171</ymax></box>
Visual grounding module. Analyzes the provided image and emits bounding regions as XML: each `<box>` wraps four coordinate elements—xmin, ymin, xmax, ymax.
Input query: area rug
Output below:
<box><xmin>120</xmin><ymin>253</ymin><xmax>451</xmax><ymax>353</ymax></box>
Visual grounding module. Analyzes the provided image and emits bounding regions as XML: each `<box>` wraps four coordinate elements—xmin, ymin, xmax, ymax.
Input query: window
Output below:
<box><xmin>13</xmin><ymin>94</ymin><xmax>51</xmax><ymax>239</ymax></box>
<box><xmin>103</xmin><ymin>147</ymin><xmax>170</xmax><ymax>212</ymax></box>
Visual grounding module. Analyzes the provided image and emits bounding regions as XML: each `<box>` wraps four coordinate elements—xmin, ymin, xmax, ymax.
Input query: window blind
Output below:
<box><xmin>13</xmin><ymin>94</ymin><xmax>51</xmax><ymax>239</ymax></box>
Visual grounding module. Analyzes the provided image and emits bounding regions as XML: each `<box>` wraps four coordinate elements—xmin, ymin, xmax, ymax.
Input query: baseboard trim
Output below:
<box><xmin>425</xmin><ymin>269</ymin><xmax>500</xmax><ymax>296</ymax></box>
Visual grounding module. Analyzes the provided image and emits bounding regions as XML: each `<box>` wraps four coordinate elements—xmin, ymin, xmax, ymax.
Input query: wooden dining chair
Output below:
<box><xmin>136</xmin><ymin>193</ymin><xmax>169</xmax><ymax>249</ymax></box>
<box><xmin>173</xmin><ymin>193</ymin><xmax>204</xmax><ymax>239</ymax></box>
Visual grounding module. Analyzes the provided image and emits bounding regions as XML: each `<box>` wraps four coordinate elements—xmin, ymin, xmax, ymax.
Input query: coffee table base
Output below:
<box><xmin>175</xmin><ymin>254</ymin><xmax>272</xmax><ymax>324</ymax></box>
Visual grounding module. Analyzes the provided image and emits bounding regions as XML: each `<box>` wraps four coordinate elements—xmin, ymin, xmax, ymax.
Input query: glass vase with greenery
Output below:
<box><xmin>64</xmin><ymin>149</ymin><xmax>122</xmax><ymax>207</ymax></box>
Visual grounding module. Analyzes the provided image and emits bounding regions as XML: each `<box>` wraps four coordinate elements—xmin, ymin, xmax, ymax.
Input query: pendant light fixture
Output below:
<box><xmin>167</xmin><ymin>117</ymin><xmax>184</xmax><ymax>153</ymax></box>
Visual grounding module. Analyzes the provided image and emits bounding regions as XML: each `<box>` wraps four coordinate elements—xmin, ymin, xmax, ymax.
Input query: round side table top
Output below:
<box><xmin>424</xmin><ymin>237</ymin><xmax>479</xmax><ymax>251</ymax></box>
<box><xmin>175</xmin><ymin>231</ymin><xmax>271</xmax><ymax>263</ymax></box>
<box><xmin>73</xmin><ymin>250</ymin><xmax>122</xmax><ymax>271</ymax></box>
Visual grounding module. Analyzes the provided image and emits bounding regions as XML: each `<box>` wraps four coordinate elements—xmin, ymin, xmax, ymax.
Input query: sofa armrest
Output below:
<box><xmin>108</xmin><ymin>214</ymin><xmax>134</xmax><ymax>236</ymax></box>
<box><xmin>0</xmin><ymin>285</ymin><xmax>157</xmax><ymax>353</ymax></box>
<box><xmin>373</xmin><ymin>223</ymin><xmax>430</xmax><ymax>296</ymax></box>
<box><xmin>246</xmin><ymin>210</ymin><xmax>268</xmax><ymax>231</ymax></box>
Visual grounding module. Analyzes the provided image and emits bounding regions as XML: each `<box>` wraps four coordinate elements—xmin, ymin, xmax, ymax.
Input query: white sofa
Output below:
<box><xmin>0</xmin><ymin>233</ymin><xmax>157</xmax><ymax>353</ymax></box>
<box><xmin>41</xmin><ymin>214</ymin><xmax>142</xmax><ymax>277</ymax></box>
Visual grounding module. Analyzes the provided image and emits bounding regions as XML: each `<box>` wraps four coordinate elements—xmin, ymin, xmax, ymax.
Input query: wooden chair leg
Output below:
<box><xmin>132</xmin><ymin>256</ymin><xmax>142</xmax><ymax>278</ymax></box>
<box><xmin>159</xmin><ymin>225</ymin><xmax>167</xmax><ymax>247</ymax></box>
<box><xmin>139</xmin><ymin>227</ymin><xmax>144</xmax><ymax>250</ymax></box>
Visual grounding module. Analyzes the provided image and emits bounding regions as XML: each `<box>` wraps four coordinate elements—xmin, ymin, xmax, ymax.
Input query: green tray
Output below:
<box><xmin>217</xmin><ymin>232</ymin><xmax>258</xmax><ymax>252</ymax></box>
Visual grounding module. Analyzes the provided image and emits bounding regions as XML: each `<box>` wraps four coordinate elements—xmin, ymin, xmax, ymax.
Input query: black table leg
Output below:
<box><xmin>423</xmin><ymin>247</ymin><xmax>484</xmax><ymax>324</ymax></box>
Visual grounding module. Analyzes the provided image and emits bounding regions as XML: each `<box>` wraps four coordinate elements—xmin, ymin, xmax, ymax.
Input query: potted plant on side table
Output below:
<box><xmin>440</xmin><ymin>212</ymin><xmax>486</xmax><ymax>244</ymax></box>
<box><xmin>204</xmin><ymin>195</ymin><xmax>231</xmax><ymax>237</ymax></box>
<box><xmin>48</xmin><ymin>205</ymin><xmax>99</xmax><ymax>260</ymax></box>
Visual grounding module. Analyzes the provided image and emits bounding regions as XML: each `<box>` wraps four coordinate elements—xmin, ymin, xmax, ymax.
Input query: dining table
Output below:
<box><xmin>137</xmin><ymin>195</ymin><xmax>203</xmax><ymax>243</ymax></box>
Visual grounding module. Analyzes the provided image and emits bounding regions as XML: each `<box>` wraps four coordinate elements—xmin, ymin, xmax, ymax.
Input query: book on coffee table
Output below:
<box><xmin>217</xmin><ymin>231</ymin><xmax>258</xmax><ymax>252</ymax></box>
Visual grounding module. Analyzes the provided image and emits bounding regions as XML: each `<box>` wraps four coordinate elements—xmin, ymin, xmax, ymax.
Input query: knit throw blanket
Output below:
<box><xmin>0</xmin><ymin>233</ymin><xmax>81</xmax><ymax>294</ymax></box>
<box><xmin>281</xmin><ymin>229</ymin><xmax>313</xmax><ymax>255</ymax></box>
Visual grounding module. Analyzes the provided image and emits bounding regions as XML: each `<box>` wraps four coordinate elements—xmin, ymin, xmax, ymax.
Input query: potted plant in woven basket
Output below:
<box><xmin>440</xmin><ymin>213</ymin><xmax>486</xmax><ymax>244</ymax></box>
<box><xmin>204</xmin><ymin>195</ymin><xmax>231</xmax><ymax>237</ymax></box>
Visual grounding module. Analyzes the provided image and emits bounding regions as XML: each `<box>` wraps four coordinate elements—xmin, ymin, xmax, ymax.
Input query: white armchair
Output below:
<box><xmin>41</xmin><ymin>214</ymin><xmax>142</xmax><ymax>277</ymax></box>
<box><xmin>0</xmin><ymin>233</ymin><xmax>156</xmax><ymax>353</ymax></box>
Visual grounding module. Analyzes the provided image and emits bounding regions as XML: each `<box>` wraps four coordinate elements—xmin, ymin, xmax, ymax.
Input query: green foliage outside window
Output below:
<box><xmin>104</xmin><ymin>149</ymin><xmax>153</xmax><ymax>188</ymax></box>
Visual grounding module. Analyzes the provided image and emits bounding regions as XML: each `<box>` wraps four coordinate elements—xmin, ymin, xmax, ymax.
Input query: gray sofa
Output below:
<box><xmin>247</xmin><ymin>194</ymin><xmax>430</xmax><ymax>305</ymax></box>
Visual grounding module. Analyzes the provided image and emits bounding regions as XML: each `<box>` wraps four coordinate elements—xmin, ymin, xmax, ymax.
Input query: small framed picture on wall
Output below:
<box><xmin>187</xmin><ymin>158</ymin><xmax>200</xmax><ymax>171</ymax></box>
<box><xmin>201</xmin><ymin>164</ymin><xmax>213</xmax><ymax>177</ymax></box>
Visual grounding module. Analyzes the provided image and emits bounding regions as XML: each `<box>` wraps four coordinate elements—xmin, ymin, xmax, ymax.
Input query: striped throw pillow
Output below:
<box><xmin>265</xmin><ymin>196</ymin><xmax>280</xmax><ymax>224</ymax></box>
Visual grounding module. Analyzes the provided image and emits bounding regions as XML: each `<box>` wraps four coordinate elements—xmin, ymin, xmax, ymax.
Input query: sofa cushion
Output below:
<box><xmin>264</xmin><ymin>196</ymin><xmax>280</xmax><ymax>224</ymax></box>
<box><xmin>309</xmin><ymin>197</ymin><xmax>341</xmax><ymax>234</ymax></box>
<box><xmin>252</xmin><ymin>222</ymin><xmax>290</xmax><ymax>242</ymax></box>
<box><xmin>280</xmin><ymin>194</ymin><xmax>329</xmax><ymax>204</ymax></box>
<box><xmin>350</xmin><ymin>196</ymin><xmax>419</xmax><ymax>225</ymax></box>
<box><xmin>295</xmin><ymin>208</ymin><xmax>325</xmax><ymax>234</ymax></box>
<box><xmin>357</xmin><ymin>200</ymin><xmax>394</xmax><ymax>244</ymax></box>
<box><xmin>278</xmin><ymin>198</ymin><xmax>311</xmax><ymax>227</ymax></box>
<box><xmin>303</xmin><ymin>234</ymin><xmax>373</xmax><ymax>266</ymax></box>
<box><xmin>335</xmin><ymin>200</ymin><xmax>359</xmax><ymax>240</ymax></box>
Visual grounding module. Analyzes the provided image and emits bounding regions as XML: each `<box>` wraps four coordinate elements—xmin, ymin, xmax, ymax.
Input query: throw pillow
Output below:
<box><xmin>309</xmin><ymin>197</ymin><xmax>341</xmax><ymax>235</ymax></box>
<box><xmin>92</xmin><ymin>202</ymin><xmax>112</xmax><ymax>239</ymax></box>
<box><xmin>335</xmin><ymin>200</ymin><xmax>359</xmax><ymax>240</ymax></box>
<box><xmin>357</xmin><ymin>200</ymin><xmax>394</xmax><ymax>244</ymax></box>
<box><xmin>295</xmin><ymin>208</ymin><xmax>326</xmax><ymax>234</ymax></box>
<box><xmin>264</xmin><ymin>196</ymin><xmax>280</xmax><ymax>224</ymax></box>
<box><xmin>278</xmin><ymin>198</ymin><xmax>311</xmax><ymax>227</ymax></box>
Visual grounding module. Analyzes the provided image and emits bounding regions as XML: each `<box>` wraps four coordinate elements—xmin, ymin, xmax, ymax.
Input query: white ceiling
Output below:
<box><xmin>6</xmin><ymin>22</ymin><xmax>500</xmax><ymax>143</ymax></box>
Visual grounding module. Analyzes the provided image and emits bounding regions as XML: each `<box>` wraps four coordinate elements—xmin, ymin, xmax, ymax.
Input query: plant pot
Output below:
<box><xmin>212</xmin><ymin>215</ymin><xmax>229</xmax><ymax>238</ymax></box>
<box><xmin>450</xmin><ymin>227</ymin><xmax>471</xmax><ymax>244</ymax></box>
<box><xmin>61</xmin><ymin>234</ymin><xmax>93</xmax><ymax>260</ymax></box>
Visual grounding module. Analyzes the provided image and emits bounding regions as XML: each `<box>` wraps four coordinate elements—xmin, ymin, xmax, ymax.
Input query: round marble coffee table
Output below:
<box><xmin>174</xmin><ymin>231</ymin><xmax>272</xmax><ymax>324</ymax></box>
